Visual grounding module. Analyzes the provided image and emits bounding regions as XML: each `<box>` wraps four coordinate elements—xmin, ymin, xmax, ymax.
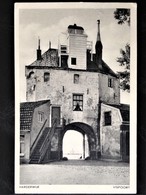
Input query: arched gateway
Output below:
<box><xmin>57</xmin><ymin>122</ymin><xmax>97</xmax><ymax>160</ymax></box>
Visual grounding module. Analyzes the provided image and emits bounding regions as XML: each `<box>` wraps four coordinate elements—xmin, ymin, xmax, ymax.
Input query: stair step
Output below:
<box><xmin>29</xmin><ymin>161</ymin><xmax>39</xmax><ymax>164</ymax></box>
<box><xmin>31</xmin><ymin>155</ymin><xmax>40</xmax><ymax>157</ymax></box>
<box><xmin>31</xmin><ymin>158</ymin><xmax>39</xmax><ymax>160</ymax></box>
<box><xmin>30</xmin><ymin>126</ymin><xmax>55</xmax><ymax>164</ymax></box>
<box><xmin>30</xmin><ymin>158</ymin><xmax>39</xmax><ymax>161</ymax></box>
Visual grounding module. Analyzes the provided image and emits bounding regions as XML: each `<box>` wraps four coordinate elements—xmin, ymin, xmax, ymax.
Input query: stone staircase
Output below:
<box><xmin>29</xmin><ymin>127</ymin><xmax>50</xmax><ymax>164</ymax></box>
<box><xmin>29</xmin><ymin>118</ymin><xmax>64</xmax><ymax>164</ymax></box>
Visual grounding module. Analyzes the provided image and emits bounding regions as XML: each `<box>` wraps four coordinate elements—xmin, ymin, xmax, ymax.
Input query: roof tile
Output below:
<box><xmin>20</xmin><ymin>100</ymin><xmax>49</xmax><ymax>130</ymax></box>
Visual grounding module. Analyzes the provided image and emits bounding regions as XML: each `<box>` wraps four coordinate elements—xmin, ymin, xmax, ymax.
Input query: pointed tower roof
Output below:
<box><xmin>38</xmin><ymin>36</ymin><xmax>40</xmax><ymax>50</ymax></box>
<box><xmin>95</xmin><ymin>20</ymin><xmax>103</xmax><ymax>49</ymax></box>
<box><xmin>95</xmin><ymin>20</ymin><xmax>103</xmax><ymax>66</ymax></box>
<box><xmin>97</xmin><ymin>20</ymin><xmax>101</xmax><ymax>42</ymax></box>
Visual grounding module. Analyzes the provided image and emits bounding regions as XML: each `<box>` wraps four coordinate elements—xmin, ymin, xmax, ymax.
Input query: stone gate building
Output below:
<box><xmin>20</xmin><ymin>20</ymin><xmax>129</xmax><ymax>163</ymax></box>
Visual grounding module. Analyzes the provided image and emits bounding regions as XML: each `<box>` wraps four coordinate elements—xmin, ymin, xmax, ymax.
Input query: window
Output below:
<box><xmin>76</xmin><ymin>29</ymin><xmax>83</xmax><ymax>34</ymax></box>
<box><xmin>20</xmin><ymin>135</ymin><xmax>25</xmax><ymax>156</ymax></box>
<box><xmin>27</xmin><ymin>71</ymin><xmax>35</xmax><ymax>79</ymax></box>
<box><xmin>61</xmin><ymin>45</ymin><xmax>67</xmax><ymax>54</ymax></box>
<box><xmin>71</xmin><ymin>58</ymin><xmax>76</xmax><ymax>65</ymax></box>
<box><xmin>38</xmin><ymin>112</ymin><xmax>44</xmax><ymax>122</ymax></box>
<box><xmin>104</xmin><ymin>111</ymin><xmax>111</xmax><ymax>126</ymax></box>
<box><xmin>44</xmin><ymin>72</ymin><xmax>50</xmax><ymax>82</ymax></box>
<box><xmin>31</xmin><ymin>84</ymin><xmax>36</xmax><ymax>91</ymax></box>
<box><xmin>68</xmin><ymin>29</ymin><xmax>75</xmax><ymax>34</ymax></box>
<box><xmin>73</xmin><ymin>94</ymin><xmax>83</xmax><ymax>111</ymax></box>
<box><xmin>108</xmin><ymin>78</ymin><xmax>114</xmax><ymax>88</ymax></box>
<box><xmin>74</xmin><ymin>74</ymin><xmax>79</xmax><ymax>84</ymax></box>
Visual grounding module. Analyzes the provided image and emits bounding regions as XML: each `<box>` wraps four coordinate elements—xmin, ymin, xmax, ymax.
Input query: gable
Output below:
<box><xmin>20</xmin><ymin>100</ymin><xmax>49</xmax><ymax>130</ymax></box>
<box><xmin>29</xmin><ymin>49</ymin><xmax>58</xmax><ymax>67</ymax></box>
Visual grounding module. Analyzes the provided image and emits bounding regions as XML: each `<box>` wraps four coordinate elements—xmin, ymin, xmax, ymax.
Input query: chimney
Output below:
<box><xmin>37</xmin><ymin>37</ymin><xmax>42</xmax><ymax>60</ymax></box>
<box><xmin>49</xmin><ymin>41</ymin><xmax>51</xmax><ymax>49</ymax></box>
<box><xmin>95</xmin><ymin>20</ymin><xmax>103</xmax><ymax>69</ymax></box>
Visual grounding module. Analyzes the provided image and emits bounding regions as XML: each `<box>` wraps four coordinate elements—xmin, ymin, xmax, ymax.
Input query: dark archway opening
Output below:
<box><xmin>59</xmin><ymin>122</ymin><xmax>97</xmax><ymax>160</ymax></box>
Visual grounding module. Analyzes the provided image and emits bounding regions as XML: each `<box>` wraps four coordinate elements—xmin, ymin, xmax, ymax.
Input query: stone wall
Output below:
<box><xmin>20</xmin><ymin>131</ymin><xmax>30</xmax><ymax>163</ymax></box>
<box><xmin>99</xmin><ymin>73</ymin><xmax>120</xmax><ymax>105</ymax></box>
<box><xmin>100</xmin><ymin>103</ymin><xmax>122</xmax><ymax>158</ymax></box>
<box><xmin>26</xmin><ymin>68</ymin><xmax>100</xmax><ymax>134</ymax></box>
<box><xmin>25</xmin><ymin>67</ymin><xmax>121</xmax><ymax>160</ymax></box>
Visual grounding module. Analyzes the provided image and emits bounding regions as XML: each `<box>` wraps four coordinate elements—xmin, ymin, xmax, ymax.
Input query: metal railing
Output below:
<box><xmin>30</xmin><ymin>119</ymin><xmax>47</xmax><ymax>155</ymax></box>
<box><xmin>51</xmin><ymin>118</ymin><xmax>66</xmax><ymax>127</ymax></box>
<box><xmin>38</xmin><ymin>119</ymin><xmax>57</xmax><ymax>163</ymax></box>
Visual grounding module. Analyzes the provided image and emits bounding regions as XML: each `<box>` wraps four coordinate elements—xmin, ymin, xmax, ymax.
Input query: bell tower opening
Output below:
<box><xmin>63</xmin><ymin>130</ymin><xmax>89</xmax><ymax>160</ymax></box>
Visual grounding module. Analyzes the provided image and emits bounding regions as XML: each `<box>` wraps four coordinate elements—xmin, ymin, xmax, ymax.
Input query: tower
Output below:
<box><xmin>67</xmin><ymin>24</ymin><xmax>88</xmax><ymax>70</ymax></box>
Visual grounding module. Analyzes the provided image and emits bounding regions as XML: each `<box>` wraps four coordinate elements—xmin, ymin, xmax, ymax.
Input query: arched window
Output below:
<box><xmin>74</xmin><ymin>74</ymin><xmax>79</xmax><ymax>84</ymax></box>
<box><xmin>44</xmin><ymin>72</ymin><xmax>50</xmax><ymax>82</ymax></box>
<box><xmin>27</xmin><ymin>71</ymin><xmax>34</xmax><ymax>79</ymax></box>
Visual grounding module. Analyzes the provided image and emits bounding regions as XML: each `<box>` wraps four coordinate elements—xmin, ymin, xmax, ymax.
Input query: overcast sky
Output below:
<box><xmin>18</xmin><ymin>4</ymin><xmax>130</xmax><ymax>103</ymax></box>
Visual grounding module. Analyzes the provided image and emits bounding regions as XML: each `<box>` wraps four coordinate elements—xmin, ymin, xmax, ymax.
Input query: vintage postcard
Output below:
<box><xmin>15</xmin><ymin>2</ymin><xmax>137</xmax><ymax>194</ymax></box>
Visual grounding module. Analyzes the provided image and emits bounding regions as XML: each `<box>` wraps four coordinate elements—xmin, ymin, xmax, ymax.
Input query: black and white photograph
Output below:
<box><xmin>15</xmin><ymin>2</ymin><xmax>137</xmax><ymax>194</ymax></box>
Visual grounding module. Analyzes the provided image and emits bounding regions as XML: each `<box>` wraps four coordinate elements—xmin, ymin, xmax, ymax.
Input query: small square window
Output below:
<box><xmin>71</xmin><ymin>58</ymin><xmax>76</xmax><ymax>65</ymax></box>
<box><xmin>108</xmin><ymin>78</ymin><xmax>114</xmax><ymax>88</ymax></box>
<box><xmin>104</xmin><ymin>111</ymin><xmax>111</xmax><ymax>126</ymax></box>
<box><xmin>44</xmin><ymin>72</ymin><xmax>50</xmax><ymax>82</ymax></box>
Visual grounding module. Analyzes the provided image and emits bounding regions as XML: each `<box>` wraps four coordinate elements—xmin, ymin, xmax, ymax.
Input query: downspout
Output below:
<box><xmin>97</xmin><ymin>98</ymin><xmax>101</xmax><ymax>159</ymax></box>
<box><xmin>83</xmin><ymin>133</ymin><xmax>85</xmax><ymax>159</ymax></box>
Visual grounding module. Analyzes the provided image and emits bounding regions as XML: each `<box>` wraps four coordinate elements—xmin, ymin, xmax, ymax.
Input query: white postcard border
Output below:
<box><xmin>15</xmin><ymin>2</ymin><xmax>137</xmax><ymax>194</ymax></box>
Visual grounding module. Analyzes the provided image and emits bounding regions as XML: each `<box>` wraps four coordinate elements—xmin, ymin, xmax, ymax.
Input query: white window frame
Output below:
<box><xmin>73</xmin><ymin>94</ymin><xmax>83</xmax><ymax>111</ymax></box>
<box><xmin>38</xmin><ymin>111</ymin><xmax>44</xmax><ymax>123</ymax></box>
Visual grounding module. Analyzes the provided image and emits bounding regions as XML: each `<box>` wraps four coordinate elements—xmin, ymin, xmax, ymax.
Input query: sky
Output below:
<box><xmin>18</xmin><ymin>3</ymin><xmax>130</xmax><ymax>103</ymax></box>
<box><xmin>63</xmin><ymin>131</ymin><xmax>89</xmax><ymax>159</ymax></box>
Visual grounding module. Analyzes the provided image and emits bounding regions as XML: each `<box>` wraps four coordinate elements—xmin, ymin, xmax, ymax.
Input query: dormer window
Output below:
<box><xmin>71</xmin><ymin>57</ymin><xmax>76</xmax><ymax>65</ymax></box>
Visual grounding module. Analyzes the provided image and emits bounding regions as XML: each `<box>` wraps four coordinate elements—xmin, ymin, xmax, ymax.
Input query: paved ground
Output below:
<box><xmin>20</xmin><ymin>160</ymin><xmax>129</xmax><ymax>185</ymax></box>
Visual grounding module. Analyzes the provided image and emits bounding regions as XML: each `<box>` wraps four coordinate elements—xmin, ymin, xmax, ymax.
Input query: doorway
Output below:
<box><xmin>51</xmin><ymin>106</ymin><xmax>60</xmax><ymax>126</ymax></box>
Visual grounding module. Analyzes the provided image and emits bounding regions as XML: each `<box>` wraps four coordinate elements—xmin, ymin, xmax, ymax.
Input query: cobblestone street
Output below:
<box><xmin>20</xmin><ymin>160</ymin><xmax>129</xmax><ymax>185</ymax></box>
